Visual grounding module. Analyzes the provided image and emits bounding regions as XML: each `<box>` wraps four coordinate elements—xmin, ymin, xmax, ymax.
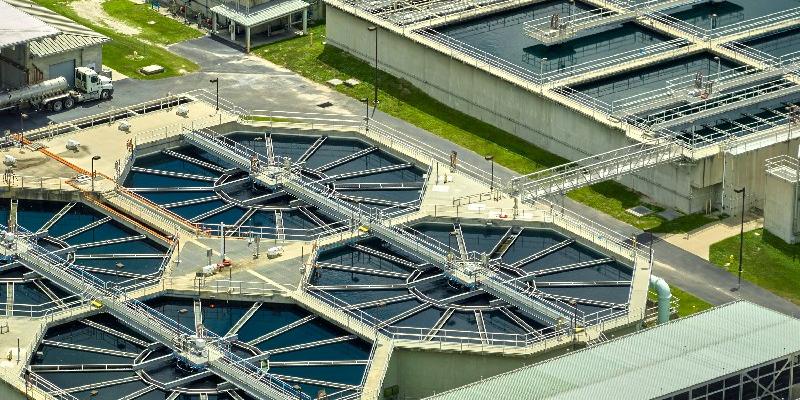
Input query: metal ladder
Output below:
<box><xmin>194</xmin><ymin>298</ymin><xmax>203</xmax><ymax>333</ymax></box>
<box><xmin>8</xmin><ymin>199</ymin><xmax>17</xmax><ymax>233</ymax></box>
<box><xmin>275</xmin><ymin>210</ymin><xmax>285</xmax><ymax>242</ymax></box>
<box><xmin>5</xmin><ymin>283</ymin><xmax>13</xmax><ymax>317</ymax></box>
<box><xmin>453</xmin><ymin>223</ymin><xmax>468</xmax><ymax>261</ymax></box>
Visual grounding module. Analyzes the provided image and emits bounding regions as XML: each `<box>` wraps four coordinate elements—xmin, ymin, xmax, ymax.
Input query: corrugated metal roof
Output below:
<box><xmin>211</xmin><ymin>0</ymin><xmax>309</xmax><ymax>27</ymax></box>
<box><xmin>4</xmin><ymin>0</ymin><xmax>107</xmax><ymax>57</ymax></box>
<box><xmin>0</xmin><ymin>0</ymin><xmax>60</xmax><ymax>49</ymax></box>
<box><xmin>425</xmin><ymin>301</ymin><xmax>800</xmax><ymax>400</ymax></box>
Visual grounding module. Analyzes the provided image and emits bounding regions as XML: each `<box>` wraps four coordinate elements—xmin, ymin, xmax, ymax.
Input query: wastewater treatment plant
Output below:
<box><xmin>0</xmin><ymin>0</ymin><xmax>799</xmax><ymax>396</ymax></box>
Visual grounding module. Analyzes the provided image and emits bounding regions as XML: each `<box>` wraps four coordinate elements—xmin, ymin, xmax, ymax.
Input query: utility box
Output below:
<box><xmin>764</xmin><ymin>155</ymin><xmax>800</xmax><ymax>244</ymax></box>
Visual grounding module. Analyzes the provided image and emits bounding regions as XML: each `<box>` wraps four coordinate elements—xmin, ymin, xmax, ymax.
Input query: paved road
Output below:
<box><xmin>2</xmin><ymin>36</ymin><xmax>797</xmax><ymax>317</ymax></box>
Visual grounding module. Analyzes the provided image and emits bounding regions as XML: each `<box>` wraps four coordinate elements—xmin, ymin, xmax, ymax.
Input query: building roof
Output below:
<box><xmin>0</xmin><ymin>0</ymin><xmax>60</xmax><ymax>49</ymax></box>
<box><xmin>5</xmin><ymin>0</ymin><xmax>108</xmax><ymax>58</ymax></box>
<box><xmin>211</xmin><ymin>0</ymin><xmax>309</xmax><ymax>27</ymax></box>
<box><xmin>425</xmin><ymin>301</ymin><xmax>800</xmax><ymax>400</ymax></box>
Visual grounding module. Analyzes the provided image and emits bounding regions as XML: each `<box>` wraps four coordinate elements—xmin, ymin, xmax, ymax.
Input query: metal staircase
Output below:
<box><xmin>510</xmin><ymin>137</ymin><xmax>685</xmax><ymax>201</ymax></box>
<box><xmin>275</xmin><ymin>210</ymin><xmax>285</xmax><ymax>242</ymax></box>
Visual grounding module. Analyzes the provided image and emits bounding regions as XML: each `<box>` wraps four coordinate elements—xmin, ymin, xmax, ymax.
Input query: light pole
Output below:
<box><xmin>360</xmin><ymin>97</ymin><xmax>369</xmax><ymax>131</ymax></box>
<box><xmin>367</xmin><ymin>26</ymin><xmax>378</xmax><ymax>115</ymax></box>
<box><xmin>91</xmin><ymin>155</ymin><xmax>101</xmax><ymax>192</ymax></box>
<box><xmin>540</xmin><ymin>57</ymin><xmax>547</xmax><ymax>93</ymax></box>
<box><xmin>209</xmin><ymin>78</ymin><xmax>219</xmax><ymax>111</ymax></box>
<box><xmin>714</xmin><ymin>56</ymin><xmax>721</xmax><ymax>83</ymax></box>
<box><xmin>733</xmin><ymin>187</ymin><xmax>745</xmax><ymax>291</ymax></box>
<box><xmin>485</xmin><ymin>155</ymin><xmax>495</xmax><ymax>191</ymax></box>
<box><xmin>19</xmin><ymin>113</ymin><xmax>27</xmax><ymax>146</ymax></box>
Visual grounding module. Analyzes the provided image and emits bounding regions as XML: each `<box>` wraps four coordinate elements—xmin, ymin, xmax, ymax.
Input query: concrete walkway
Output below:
<box><xmin>2</xmin><ymin>35</ymin><xmax>798</xmax><ymax>318</ymax></box>
<box><xmin>661</xmin><ymin>215</ymin><xmax>763</xmax><ymax>261</ymax></box>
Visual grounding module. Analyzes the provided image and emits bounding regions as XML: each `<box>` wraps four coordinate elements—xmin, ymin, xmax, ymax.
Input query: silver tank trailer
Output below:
<box><xmin>0</xmin><ymin>77</ymin><xmax>69</xmax><ymax>110</ymax></box>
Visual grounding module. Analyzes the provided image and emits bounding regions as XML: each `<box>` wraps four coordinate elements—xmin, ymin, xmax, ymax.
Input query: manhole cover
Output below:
<box><xmin>626</xmin><ymin>205</ymin><xmax>654</xmax><ymax>217</ymax></box>
<box><xmin>657</xmin><ymin>209</ymin><xmax>682</xmax><ymax>221</ymax></box>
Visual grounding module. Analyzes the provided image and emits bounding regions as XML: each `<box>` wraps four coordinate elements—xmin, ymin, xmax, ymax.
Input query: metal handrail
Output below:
<box><xmin>649</xmin><ymin>7</ymin><xmax>800</xmax><ymax>41</ymax></box>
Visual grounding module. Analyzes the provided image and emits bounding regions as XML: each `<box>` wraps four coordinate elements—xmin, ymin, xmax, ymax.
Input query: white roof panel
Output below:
<box><xmin>425</xmin><ymin>301</ymin><xmax>800</xmax><ymax>400</ymax></box>
<box><xmin>4</xmin><ymin>0</ymin><xmax>108</xmax><ymax>57</ymax></box>
<box><xmin>211</xmin><ymin>0</ymin><xmax>309</xmax><ymax>27</ymax></box>
<box><xmin>0</xmin><ymin>0</ymin><xmax>59</xmax><ymax>49</ymax></box>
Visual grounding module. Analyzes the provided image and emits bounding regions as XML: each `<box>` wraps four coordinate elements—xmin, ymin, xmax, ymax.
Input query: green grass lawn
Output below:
<box><xmin>710</xmin><ymin>228</ymin><xmax>800</xmax><ymax>305</ymax></box>
<box><xmin>255</xmin><ymin>25</ymin><xmax>715</xmax><ymax>234</ymax></box>
<box><xmin>102</xmin><ymin>0</ymin><xmax>203</xmax><ymax>45</ymax></box>
<box><xmin>33</xmin><ymin>0</ymin><xmax>199</xmax><ymax>79</ymax></box>
<box><xmin>648</xmin><ymin>285</ymin><xmax>713</xmax><ymax>319</ymax></box>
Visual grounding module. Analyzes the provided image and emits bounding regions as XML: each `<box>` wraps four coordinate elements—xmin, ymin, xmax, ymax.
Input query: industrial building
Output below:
<box><xmin>0</xmin><ymin>0</ymin><xmax>107</xmax><ymax>89</ymax></box>
<box><xmin>323</xmin><ymin>0</ymin><xmax>800</xmax><ymax>221</ymax></box>
<box><xmin>424</xmin><ymin>301</ymin><xmax>800</xmax><ymax>400</ymax></box>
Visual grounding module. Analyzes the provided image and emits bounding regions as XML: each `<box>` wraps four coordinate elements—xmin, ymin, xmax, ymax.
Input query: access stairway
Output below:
<box><xmin>510</xmin><ymin>137</ymin><xmax>685</xmax><ymax>201</ymax></box>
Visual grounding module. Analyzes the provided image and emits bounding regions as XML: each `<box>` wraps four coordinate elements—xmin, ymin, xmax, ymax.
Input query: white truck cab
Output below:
<box><xmin>72</xmin><ymin>67</ymin><xmax>114</xmax><ymax>102</ymax></box>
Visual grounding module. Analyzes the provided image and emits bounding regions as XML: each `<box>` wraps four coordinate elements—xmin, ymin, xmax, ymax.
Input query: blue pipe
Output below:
<box><xmin>649</xmin><ymin>275</ymin><xmax>672</xmax><ymax>324</ymax></box>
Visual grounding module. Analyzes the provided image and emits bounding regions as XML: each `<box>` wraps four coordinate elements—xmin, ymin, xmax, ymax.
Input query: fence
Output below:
<box><xmin>0</xmin><ymin>175</ymin><xmax>73</xmax><ymax>192</ymax></box>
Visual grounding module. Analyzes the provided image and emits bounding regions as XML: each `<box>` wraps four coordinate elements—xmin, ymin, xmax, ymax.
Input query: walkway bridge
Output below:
<box><xmin>509</xmin><ymin>137</ymin><xmax>686</xmax><ymax>202</ymax></box>
<box><xmin>5</xmin><ymin>229</ymin><xmax>309</xmax><ymax>400</ymax></box>
<box><xmin>183</xmin><ymin>127</ymin><xmax>578</xmax><ymax>328</ymax></box>
<box><xmin>523</xmin><ymin>0</ymin><xmax>700</xmax><ymax>45</ymax></box>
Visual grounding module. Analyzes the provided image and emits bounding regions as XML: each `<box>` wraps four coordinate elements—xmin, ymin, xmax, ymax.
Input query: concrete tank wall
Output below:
<box><xmin>326</xmin><ymin>6</ymin><xmax>697</xmax><ymax>211</ymax></box>
<box><xmin>325</xmin><ymin>6</ymin><xmax>800</xmax><ymax>214</ymax></box>
<box><xmin>382</xmin><ymin>346</ymin><xmax>573</xmax><ymax>399</ymax></box>
<box><xmin>764</xmin><ymin>172</ymin><xmax>798</xmax><ymax>244</ymax></box>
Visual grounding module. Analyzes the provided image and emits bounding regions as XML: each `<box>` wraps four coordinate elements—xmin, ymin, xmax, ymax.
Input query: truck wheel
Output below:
<box><xmin>101</xmin><ymin>90</ymin><xmax>111</xmax><ymax>100</ymax></box>
<box><xmin>64</xmin><ymin>97</ymin><xmax>75</xmax><ymax>109</ymax></box>
<box><xmin>51</xmin><ymin>100</ymin><xmax>63</xmax><ymax>112</ymax></box>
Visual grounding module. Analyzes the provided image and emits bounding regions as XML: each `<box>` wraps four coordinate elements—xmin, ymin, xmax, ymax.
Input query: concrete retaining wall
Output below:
<box><xmin>324</xmin><ymin>5</ymin><xmax>800</xmax><ymax>214</ymax></box>
<box><xmin>382</xmin><ymin>346</ymin><xmax>573</xmax><ymax>399</ymax></box>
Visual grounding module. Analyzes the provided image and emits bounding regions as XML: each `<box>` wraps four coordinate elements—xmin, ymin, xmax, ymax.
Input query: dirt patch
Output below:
<box><xmin>70</xmin><ymin>0</ymin><xmax>140</xmax><ymax>35</ymax></box>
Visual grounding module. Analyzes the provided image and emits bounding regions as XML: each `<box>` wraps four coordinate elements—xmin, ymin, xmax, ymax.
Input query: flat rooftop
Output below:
<box><xmin>424</xmin><ymin>301</ymin><xmax>800</xmax><ymax>400</ymax></box>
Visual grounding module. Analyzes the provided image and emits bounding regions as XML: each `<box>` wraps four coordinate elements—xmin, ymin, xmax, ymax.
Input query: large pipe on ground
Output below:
<box><xmin>649</xmin><ymin>274</ymin><xmax>672</xmax><ymax>324</ymax></box>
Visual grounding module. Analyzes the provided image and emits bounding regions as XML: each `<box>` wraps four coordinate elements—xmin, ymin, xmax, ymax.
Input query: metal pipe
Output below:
<box><xmin>649</xmin><ymin>274</ymin><xmax>671</xmax><ymax>324</ymax></box>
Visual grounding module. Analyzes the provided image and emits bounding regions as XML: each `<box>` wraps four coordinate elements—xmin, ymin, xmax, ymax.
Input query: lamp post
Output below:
<box><xmin>19</xmin><ymin>113</ymin><xmax>27</xmax><ymax>146</ymax></box>
<box><xmin>91</xmin><ymin>155</ymin><xmax>101</xmax><ymax>192</ymax></box>
<box><xmin>209</xmin><ymin>78</ymin><xmax>219</xmax><ymax>111</ymax></box>
<box><xmin>540</xmin><ymin>57</ymin><xmax>547</xmax><ymax>93</ymax></box>
<box><xmin>360</xmin><ymin>97</ymin><xmax>369</xmax><ymax>132</ymax></box>
<box><xmin>733</xmin><ymin>187</ymin><xmax>745</xmax><ymax>291</ymax></box>
<box><xmin>367</xmin><ymin>26</ymin><xmax>378</xmax><ymax>115</ymax></box>
<box><xmin>714</xmin><ymin>56</ymin><xmax>721</xmax><ymax>83</ymax></box>
<box><xmin>485</xmin><ymin>155</ymin><xmax>495</xmax><ymax>191</ymax></box>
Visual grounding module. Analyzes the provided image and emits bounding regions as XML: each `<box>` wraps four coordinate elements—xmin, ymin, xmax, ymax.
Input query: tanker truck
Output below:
<box><xmin>0</xmin><ymin>66</ymin><xmax>113</xmax><ymax>113</ymax></box>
